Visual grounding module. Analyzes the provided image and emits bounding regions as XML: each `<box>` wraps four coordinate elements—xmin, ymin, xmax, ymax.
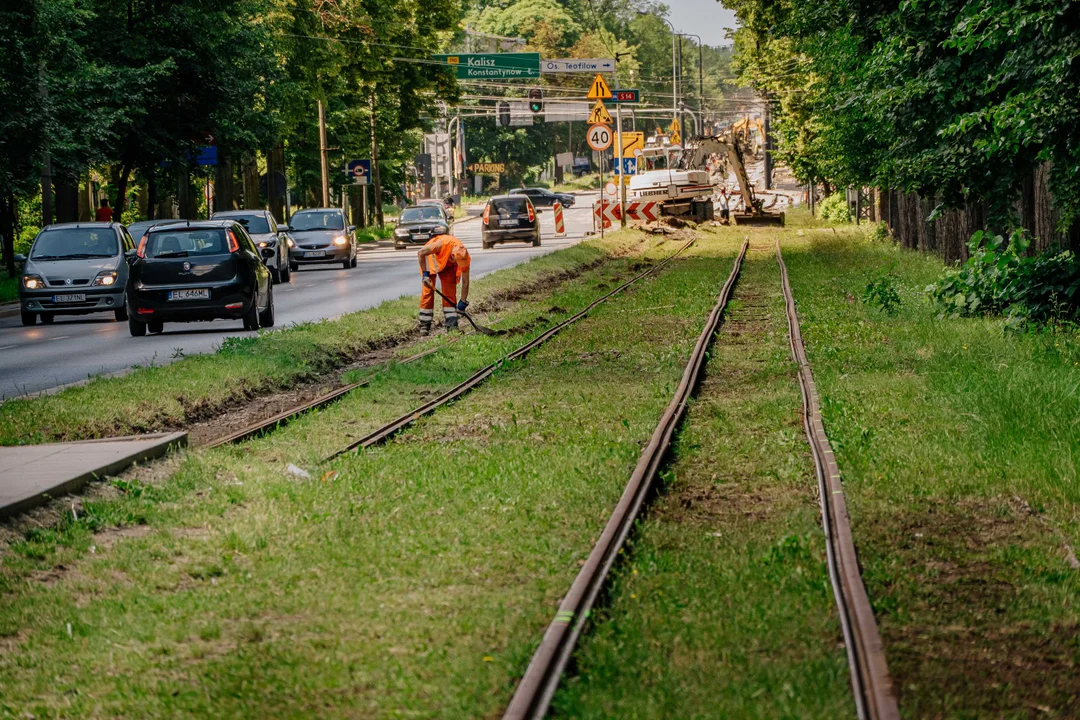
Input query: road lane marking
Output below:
<box><xmin>0</xmin><ymin>344</ymin><xmax>17</xmax><ymax>351</ymax></box>
<box><xmin>49</xmin><ymin>335</ymin><xmax>71</xmax><ymax>341</ymax></box>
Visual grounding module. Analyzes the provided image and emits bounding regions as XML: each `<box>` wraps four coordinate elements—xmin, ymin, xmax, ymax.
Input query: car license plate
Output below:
<box><xmin>413</xmin><ymin>233</ymin><xmax>430</xmax><ymax>241</ymax></box>
<box><xmin>167</xmin><ymin>288</ymin><xmax>210</xmax><ymax>301</ymax></box>
<box><xmin>52</xmin><ymin>294</ymin><xmax>85</xmax><ymax>303</ymax></box>
<box><xmin>499</xmin><ymin>219</ymin><xmax>517</xmax><ymax>227</ymax></box>
<box><xmin>304</xmin><ymin>250</ymin><xmax>326</xmax><ymax>258</ymax></box>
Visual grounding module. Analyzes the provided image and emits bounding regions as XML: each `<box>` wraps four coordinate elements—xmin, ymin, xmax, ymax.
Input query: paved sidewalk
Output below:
<box><xmin>0</xmin><ymin>432</ymin><xmax>187</xmax><ymax>518</ymax></box>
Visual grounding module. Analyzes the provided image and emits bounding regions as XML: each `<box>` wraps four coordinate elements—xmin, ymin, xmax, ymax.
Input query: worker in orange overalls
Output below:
<box><xmin>417</xmin><ymin>232</ymin><xmax>471</xmax><ymax>334</ymax></box>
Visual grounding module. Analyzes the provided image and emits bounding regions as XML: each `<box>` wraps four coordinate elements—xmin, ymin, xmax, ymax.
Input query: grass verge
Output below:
<box><xmin>0</xmin><ymin>230</ymin><xmax>650</xmax><ymax>446</ymax></box>
<box><xmin>783</xmin><ymin>212</ymin><xmax>1080</xmax><ymax>716</ymax></box>
<box><xmin>0</xmin><ymin>231</ymin><xmax>737</xmax><ymax>717</ymax></box>
<box><xmin>0</xmin><ymin>271</ymin><xmax>16</xmax><ymax>304</ymax></box>
<box><xmin>554</xmin><ymin>233</ymin><xmax>855</xmax><ymax>718</ymax></box>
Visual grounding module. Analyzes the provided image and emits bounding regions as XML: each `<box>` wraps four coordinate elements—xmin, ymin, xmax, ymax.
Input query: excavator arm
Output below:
<box><xmin>680</xmin><ymin>134</ymin><xmax>784</xmax><ymax>226</ymax></box>
<box><xmin>681</xmin><ymin>135</ymin><xmax>761</xmax><ymax>213</ymax></box>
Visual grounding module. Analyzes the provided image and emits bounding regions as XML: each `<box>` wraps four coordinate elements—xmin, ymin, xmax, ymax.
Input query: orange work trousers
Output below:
<box><xmin>419</xmin><ymin>266</ymin><xmax>459</xmax><ymax>326</ymax></box>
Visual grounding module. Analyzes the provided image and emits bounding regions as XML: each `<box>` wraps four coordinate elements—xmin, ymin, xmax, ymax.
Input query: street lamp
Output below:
<box><xmin>679</xmin><ymin>33</ymin><xmax>705</xmax><ymax>122</ymax></box>
<box><xmin>638</xmin><ymin>12</ymin><xmax>678</xmax><ymax>132</ymax></box>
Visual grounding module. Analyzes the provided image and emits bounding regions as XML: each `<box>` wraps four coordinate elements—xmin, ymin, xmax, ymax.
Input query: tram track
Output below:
<box><xmin>503</xmin><ymin>236</ymin><xmax>898</xmax><ymax>720</ymax></box>
<box><xmin>197</xmin><ymin>238</ymin><xmax>697</xmax><ymax>456</ymax></box>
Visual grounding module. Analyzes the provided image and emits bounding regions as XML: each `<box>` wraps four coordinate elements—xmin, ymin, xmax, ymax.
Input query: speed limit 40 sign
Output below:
<box><xmin>586</xmin><ymin>124</ymin><xmax>613</xmax><ymax>152</ymax></box>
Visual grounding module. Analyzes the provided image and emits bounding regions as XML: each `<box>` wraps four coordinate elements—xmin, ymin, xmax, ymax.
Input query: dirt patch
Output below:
<box><xmin>659</xmin><ymin>481</ymin><xmax>798</xmax><ymax>526</ymax></box>
<box><xmin>863</xmin><ymin>496</ymin><xmax>1080</xmax><ymax>715</ymax></box>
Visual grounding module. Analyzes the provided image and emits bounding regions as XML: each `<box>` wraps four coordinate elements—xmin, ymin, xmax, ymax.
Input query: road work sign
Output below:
<box><xmin>587</xmin><ymin>73</ymin><xmax>613</xmax><ymax>100</ymax></box>
<box><xmin>433</xmin><ymin>52</ymin><xmax>540</xmax><ymax>79</ymax></box>
<box><xmin>669</xmin><ymin>118</ymin><xmax>681</xmax><ymax>133</ymax></box>
<box><xmin>345</xmin><ymin>159</ymin><xmax>370</xmax><ymax>185</ymax></box>
<box><xmin>542</xmin><ymin>58</ymin><xmax>615</xmax><ymax>73</ymax></box>
<box><xmin>587</xmin><ymin>124</ymin><xmax>613</xmax><ymax>151</ymax></box>
<box><xmin>587</xmin><ymin>100</ymin><xmax>613</xmax><ymax>125</ymax></box>
<box><xmin>615</xmin><ymin>132</ymin><xmax>644</xmax><ymax>157</ymax></box>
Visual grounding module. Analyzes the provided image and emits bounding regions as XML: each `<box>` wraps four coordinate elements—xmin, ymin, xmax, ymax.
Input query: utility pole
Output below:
<box><xmin>370</xmin><ymin>92</ymin><xmax>383</xmax><ymax>227</ymax></box>
<box><xmin>615</xmin><ymin>54</ymin><xmax>630</xmax><ymax>229</ymax></box>
<box><xmin>318</xmin><ymin>100</ymin><xmax>330</xmax><ymax>207</ymax></box>
<box><xmin>677</xmin><ymin>35</ymin><xmax>683</xmax><ymax>134</ymax></box>
<box><xmin>763</xmin><ymin>98</ymin><xmax>773</xmax><ymax>190</ymax></box>
<box><xmin>39</xmin><ymin>64</ymin><xmax>53</xmax><ymax>227</ymax></box>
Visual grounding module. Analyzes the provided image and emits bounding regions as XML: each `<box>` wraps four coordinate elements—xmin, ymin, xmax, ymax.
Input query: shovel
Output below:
<box><xmin>428</xmin><ymin>282</ymin><xmax>499</xmax><ymax>336</ymax></box>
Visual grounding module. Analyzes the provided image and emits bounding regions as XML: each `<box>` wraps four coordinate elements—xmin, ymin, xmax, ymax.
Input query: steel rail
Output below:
<box><xmin>203</xmin><ymin>339</ymin><xmax>465</xmax><ymax>449</ymax></box>
<box><xmin>321</xmin><ymin>238</ymin><xmax>698</xmax><ymax>463</ymax></box>
<box><xmin>775</xmin><ymin>239</ymin><xmax>899</xmax><ymax>720</ymax></box>
<box><xmin>502</xmin><ymin>237</ymin><xmax>749</xmax><ymax>720</ymax></box>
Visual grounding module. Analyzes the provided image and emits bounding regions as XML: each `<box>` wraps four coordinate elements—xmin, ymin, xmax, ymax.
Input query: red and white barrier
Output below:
<box><xmin>553</xmin><ymin>201</ymin><xmax>565</xmax><ymax>236</ymax></box>
<box><xmin>625</xmin><ymin>201</ymin><xmax>659</xmax><ymax>223</ymax></box>
<box><xmin>592</xmin><ymin>200</ymin><xmax>622</xmax><ymax>230</ymax></box>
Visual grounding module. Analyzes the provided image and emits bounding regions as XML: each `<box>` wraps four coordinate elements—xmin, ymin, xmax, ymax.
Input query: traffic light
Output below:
<box><xmin>414</xmin><ymin>153</ymin><xmax>432</xmax><ymax>184</ymax></box>
<box><xmin>528</xmin><ymin>87</ymin><xmax>543</xmax><ymax>113</ymax></box>
<box><xmin>498</xmin><ymin>101</ymin><xmax>511</xmax><ymax>127</ymax></box>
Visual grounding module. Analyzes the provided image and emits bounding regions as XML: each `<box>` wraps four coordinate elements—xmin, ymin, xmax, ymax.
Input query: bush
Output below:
<box><xmin>818</xmin><ymin>193</ymin><xmax>851</xmax><ymax>223</ymax></box>
<box><xmin>863</xmin><ymin>268</ymin><xmax>902</xmax><ymax>315</ymax></box>
<box><xmin>867</xmin><ymin>222</ymin><xmax>890</xmax><ymax>243</ymax></box>
<box><xmin>926</xmin><ymin>230</ymin><xmax>1080</xmax><ymax>322</ymax></box>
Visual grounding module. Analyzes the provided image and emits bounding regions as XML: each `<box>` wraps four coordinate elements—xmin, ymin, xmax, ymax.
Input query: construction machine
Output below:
<box><xmin>626</xmin><ymin>134</ymin><xmax>784</xmax><ymax>226</ymax></box>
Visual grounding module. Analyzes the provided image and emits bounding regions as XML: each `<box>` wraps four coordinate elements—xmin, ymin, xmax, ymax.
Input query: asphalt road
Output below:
<box><xmin>0</xmin><ymin>197</ymin><xmax>597</xmax><ymax>400</ymax></box>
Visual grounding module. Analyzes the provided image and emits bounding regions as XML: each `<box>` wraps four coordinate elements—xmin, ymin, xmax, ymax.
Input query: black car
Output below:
<box><xmin>212</xmin><ymin>209</ymin><xmax>293</xmax><ymax>284</ymax></box>
<box><xmin>126</xmin><ymin>220</ymin><xmax>275</xmax><ymax>336</ymax></box>
<box><xmin>286</xmin><ymin>208</ymin><xmax>357</xmax><ymax>270</ymax></box>
<box><xmin>393</xmin><ymin>205</ymin><xmax>450</xmax><ymax>249</ymax></box>
<box><xmin>509</xmin><ymin>187</ymin><xmax>575</xmax><ymax>208</ymax></box>
<box><xmin>481</xmin><ymin>196</ymin><xmax>541</xmax><ymax>249</ymax></box>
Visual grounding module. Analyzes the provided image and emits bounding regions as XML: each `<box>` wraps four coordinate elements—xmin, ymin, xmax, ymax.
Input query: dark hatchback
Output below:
<box><xmin>126</xmin><ymin>220</ymin><xmax>275</xmax><ymax>336</ymax></box>
<box><xmin>392</xmin><ymin>205</ymin><xmax>450</xmax><ymax>249</ymax></box>
<box><xmin>481</xmin><ymin>196</ymin><xmax>540</xmax><ymax>249</ymax></box>
<box><xmin>509</xmin><ymin>187</ymin><xmax>574</xmax><ymax>208</ymax></box>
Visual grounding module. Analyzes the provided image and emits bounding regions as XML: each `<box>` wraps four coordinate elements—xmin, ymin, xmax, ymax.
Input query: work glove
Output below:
<box><xmin>422</xmin><ymin>270</ymin><xmax>433</xmax><ymax>287</ymax></box>
<box><xmin>456</xmin><ymin>299</ymin><xmax>469</xmax><ymax>312</ymax></box>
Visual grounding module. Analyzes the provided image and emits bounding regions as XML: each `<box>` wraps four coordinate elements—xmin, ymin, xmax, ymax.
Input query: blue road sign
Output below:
<box><xmin>346</xmin><ymin>159</ymin><xmax>371</xmax><ymax>184</ymax></box>
<box><xmin>612</xmin><ymin>157</ymin><xmax>637</xmax><ymax>175</ymax></box>
<box><xmin>194</xmin><ymin>146</ymin><xmax>218</xmax><ymax>167</ymax></box>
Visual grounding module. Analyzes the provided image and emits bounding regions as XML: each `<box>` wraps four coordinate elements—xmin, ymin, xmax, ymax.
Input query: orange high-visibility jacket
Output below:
<box><xmin>422</xmin><ymin>235</ymin><xmax>471</xmax><ymax>278</ymax></box>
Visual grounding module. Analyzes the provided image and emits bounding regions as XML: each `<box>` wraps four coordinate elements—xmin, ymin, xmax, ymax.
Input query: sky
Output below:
<box><xmin>665</xmin><ymin>0</ymin><xmax>738</xmax><ymax>47</ymax></box>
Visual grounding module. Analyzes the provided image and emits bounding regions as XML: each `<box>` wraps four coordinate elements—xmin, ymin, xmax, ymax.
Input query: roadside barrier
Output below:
<box><xmin>553</xmin><ymin>201</ymin><xmax>566</xmax><ymax>236</ymax></box>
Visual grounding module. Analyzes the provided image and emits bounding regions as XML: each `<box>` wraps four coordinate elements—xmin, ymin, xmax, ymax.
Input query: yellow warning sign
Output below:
<box><xmin>669</xmin><ymin>117</ymin><xmax>681</xmax><ymax>133</ymax></box>
<box><xmin>670</xmin><ymin>130</ymin><xmax>682</xmax><ymax>145</ymax></box>
<box><xmin>615</xmin><ymin>131</ymin><xmax>644</xmax><ymax>157</ymax></box>
<box><xmin>587</xmin><ymin>73</ymin><xmax>612</xmax><ymax>100</ymax></box>
<box><xmin>587</xmin><ymin>99</ymin><xmax>613</xmax><ymax>125</ymax></box>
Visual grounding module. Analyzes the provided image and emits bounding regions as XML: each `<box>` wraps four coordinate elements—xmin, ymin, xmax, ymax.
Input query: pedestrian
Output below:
<box><xmin>95</xmin><ymin>198</ymin><xmax>113</xmax><ymax>223</ymax></box>
<box><xmin>417</xmin><ymin>231</ymin><xmax>471</xmax><ymax>334</ymax></box>
<box><xmin>719</xmin><ymin>188</ymin><xmax>730</xmax><ymax>224</ymax></box>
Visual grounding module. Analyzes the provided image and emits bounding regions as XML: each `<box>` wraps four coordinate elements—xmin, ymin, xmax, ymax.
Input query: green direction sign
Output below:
<box><xmin>433</xmin><ymin>53</ymin><xmax>540</xmax><ymax>79</ymax></box>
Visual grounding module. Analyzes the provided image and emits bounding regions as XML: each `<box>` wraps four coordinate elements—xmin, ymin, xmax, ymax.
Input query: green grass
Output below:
<box><xmin>782</xmin><ymin>212</ymin><xmax>1080</xmax><ymax>716</ymax></box>
<box><xmin>0</xmin><ymin>234</ymin><xmax>737</xmax><ymax>717</ymax></box>
<box><xmin>554</xmin><ymin>232</ymin><xmax>855</xmax><ymax>718</ymax></box>
<box><xmin>0</xmin><ymin>230</ymin><xmax>651</xmax><ymax>446</ymax></box>
<box><xmin>0</xmin><ymin>272</ymin><xmax>16</xmax><ymax>304</ymax></box>
<box><xmin>552</xmin><ymin>173</ymin><xmax>600</xmax><ymax>193</ymax></box>
<box><xmin>356</xmin><ymin>224</ymin><xmax>394</xmax><ymax>243</ymax></box>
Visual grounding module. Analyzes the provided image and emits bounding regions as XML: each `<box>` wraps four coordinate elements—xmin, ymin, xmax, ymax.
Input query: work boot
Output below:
<box><xmin>419</xmin><ymin>320</ymin><xmax>432</xmax><ymax>336</ymax></box>
<box><xmin>444</xmin><ymin>317</ymin><xmax>459</xmax><ymax>331</ymax></box>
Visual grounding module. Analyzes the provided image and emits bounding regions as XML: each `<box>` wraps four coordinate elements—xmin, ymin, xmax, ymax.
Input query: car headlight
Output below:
<box><xmin>332</xmin><ymin>236</ymin><xmax>348</xmax><ymax>246</ymax></box>
<box><xmin>394</xmin><ymin>228</ymin><xmax>410</xmax><ymax>237</ymax></box>
<box><xmin>286</xmin><ymin>237</ymin><xmax>295</xmax><ymax>248</ymax></box>
<box><xmin>434</xmin><ymin>226</ymin><xmax>448</xmax><ymax>235</ymax></box>
<box><xmin>257</xmin><ymin>241</ymin><xmax>268</xmax><ymax>248</ymax></box>
<box><xmin>23</xmin><ymin>274</ymin><xmax>44</xmax><ymax>290</ymax></box>
<box><xmin>92</xmin><ymin>271</ymin><xmax>118</xmax><ymax>286</ymax></box>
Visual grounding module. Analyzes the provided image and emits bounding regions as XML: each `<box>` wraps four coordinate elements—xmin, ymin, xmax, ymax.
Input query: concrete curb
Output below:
<box><xmin>0</xmin><ymin>301</ymin><xmax>20</xmax><ymax>319</ymax></box>
<box><xmin>0</xmin><ymin>431</ymin><xmax>188</xmax><ymax>518</ymax></box>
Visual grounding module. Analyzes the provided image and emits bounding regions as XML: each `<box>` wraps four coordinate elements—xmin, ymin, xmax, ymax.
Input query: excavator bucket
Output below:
<box><xmin>733</xmin><ymin>212</ymin><xmax>785</xmax><ymax>227</ymax></box>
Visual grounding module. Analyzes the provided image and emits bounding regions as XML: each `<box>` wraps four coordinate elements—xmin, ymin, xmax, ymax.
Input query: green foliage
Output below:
<box><xmin>867</xmin><ymin>222</ymin><xmax>889</xmax><ymax>244</ymax></box>
<box><xmin>927</xmin><ymin>230</ymin><xmax>1080</xmax><ymax>323</ymax></box>
<box><xmin>863</xmin><ymin>268</ymin><xmax>902</xmax><ymax>315</ymax></box>
<box><xmin>817</xmin><ymin>193</ymin><xmax>850</xmax><ymax>224</ymax></box>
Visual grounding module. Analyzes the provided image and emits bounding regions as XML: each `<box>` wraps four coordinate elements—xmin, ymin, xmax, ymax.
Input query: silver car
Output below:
<box><xmin>212</xmin><ymin>209</ymin><xmax>292</xmax><ymax>283</ymax></box>
<box><xmin>15</xmin><ymin>222</ymin><xmax>133</xmax><ymax>326</ymax></box>
<box><xmin>287</xmin><ymin>208</ymin><xmax>357</xmax><ymax>270</ymax></box>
